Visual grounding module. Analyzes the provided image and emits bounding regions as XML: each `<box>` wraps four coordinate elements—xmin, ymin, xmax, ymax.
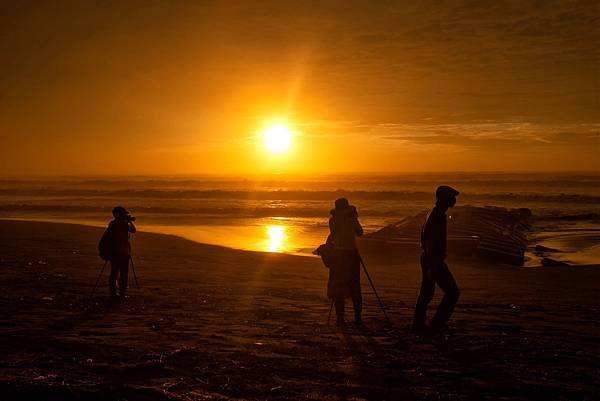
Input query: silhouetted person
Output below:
<box><xmin>106</xmin><ymin>206</ymin><xmax>136</xmax><ymax>299</ymax></box>
<box><xmin>327</xmin><ymin>198</ymin><xmax>364</xmax><ymax>327</ymax></box>
<box><xmin>413</xmin><ymin>186</ymin><xmax>460</xmax><ymax>333</ymax></box>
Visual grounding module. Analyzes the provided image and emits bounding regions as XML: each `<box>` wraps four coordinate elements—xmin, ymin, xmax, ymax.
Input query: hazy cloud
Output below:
<box><xmin>374</xmin><ymin>122</ymin><xmax>600</xmax><ymax>150</ymax></box>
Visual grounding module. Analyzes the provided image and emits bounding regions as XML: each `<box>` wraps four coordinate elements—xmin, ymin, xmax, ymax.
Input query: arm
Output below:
<box><xmin>128</xmin><ymin>221</ymin><xmax>137</xmax><ymax>234</ymax></box>
<box><xmin>424</xmin><ymin>218</ymin><xmax>445</xmax><ymax>273</ymax></box>
<box><xmin>354</xmin><ymin>217</ymin><xmax>363</xmax><ymax>237</ymax></box>
<box><xmin>326</xmin><ymin>218</ymin><xmax>335</xmax><ymax>244</ymax></box>
<box><xmin>425</xmin><ymin>240</ymin><xmax>443</xmax><ymax>273</ymax></box>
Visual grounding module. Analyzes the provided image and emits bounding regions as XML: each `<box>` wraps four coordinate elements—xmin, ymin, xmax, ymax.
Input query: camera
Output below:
<box><xmin>126</xmin><ymin>215</ymin><xmax>136</xmax><ymax>222</ymax></box>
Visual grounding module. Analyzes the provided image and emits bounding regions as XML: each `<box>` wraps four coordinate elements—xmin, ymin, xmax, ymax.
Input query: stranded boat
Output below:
<box><xmin>360</xmin><ymin>205</ymin><xmax>531</xmax><ymax>265</ymax></box>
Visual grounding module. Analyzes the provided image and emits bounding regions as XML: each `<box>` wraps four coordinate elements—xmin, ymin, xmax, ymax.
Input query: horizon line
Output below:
<box><xmin>1</xmin><ymin>170</ymin><xmax>599</xmax><ymax>180</ymax></box>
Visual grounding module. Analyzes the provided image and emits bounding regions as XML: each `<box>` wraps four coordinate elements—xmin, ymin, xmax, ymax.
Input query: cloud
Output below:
<box><xmin>371</xmin><ymin>122</ymin><xmax>600</xmax><ymax>150</ymax></box>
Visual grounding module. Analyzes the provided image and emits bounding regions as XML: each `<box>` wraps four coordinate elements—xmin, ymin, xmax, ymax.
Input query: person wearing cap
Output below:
<box><xmin>413</xmin><ymin>185</ymin><xmax>460</xmax><ymax>333</ymax></box>
<box><xmin>326</xmin><ymin>198</ymin><xmax>364</xmax><ymax>327</ymax></box>
<box><xmin>107</xmin><ymin>206</ymin><xmax>136</xmax><ymax>298</ymax></box>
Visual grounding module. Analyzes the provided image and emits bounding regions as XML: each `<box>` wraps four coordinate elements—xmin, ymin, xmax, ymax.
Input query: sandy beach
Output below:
<box><xmin>1</xmin><ymin>219</ymin><xmax>599</xmax><ymax>400</ymax></box>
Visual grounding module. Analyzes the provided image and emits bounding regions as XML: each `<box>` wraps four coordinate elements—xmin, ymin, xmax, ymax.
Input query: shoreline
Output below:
<box><xmin>2</xmin><ymin>217</ymin><xmax>599</xmax><ymax>267</ymax></box>
<box><xmin>0</xmin><ymin>217</ymin><xmax>319</xmax><ymax>259</ymax></box>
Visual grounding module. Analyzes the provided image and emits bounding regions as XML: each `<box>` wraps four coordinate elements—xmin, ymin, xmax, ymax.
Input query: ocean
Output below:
<box><xmin>1</xmin><ymin>173</ymin><xmax>598</xmax><ymax>265</ymax></box>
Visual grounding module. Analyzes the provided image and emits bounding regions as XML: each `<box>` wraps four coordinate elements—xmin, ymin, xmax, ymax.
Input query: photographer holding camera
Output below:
<box><xmin>106</xmin><ymin>206</ymin><xmax>136</xmax><ymax>299</ymax></box>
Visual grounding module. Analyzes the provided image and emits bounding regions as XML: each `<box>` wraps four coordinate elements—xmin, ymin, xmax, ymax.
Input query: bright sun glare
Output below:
<box><xmin>262</xmin><ymin>124</ymin><xmax>291</xmax><ymax>153</ymax></box>
<box><xmin>266</xmin><ymin>225</ymin><xmax>286</xmax><ymax>252</ymax></box>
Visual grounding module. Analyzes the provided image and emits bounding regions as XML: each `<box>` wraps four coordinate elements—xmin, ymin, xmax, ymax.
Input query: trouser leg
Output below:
<box><xmin>118</xmin><ymin>257</ymin><xmax>130</xmax><ymax>297</ymax></box>
<box><xmin>108</xmin><ymin>261</ymin><xmax>119</xmax><ymax>297</ymax></box>
<box><xmin>413</xmin><ymin>255</ymin><xmax>435</xmax><ymax>329</ymax></box>
<box><xmin>352</xmin><ymin>295</ymin><xmax>362</xmax><ymax>323</ymax></box>
<box><xmin>431</xmin><ymin>263</ymin><xmax>460</xmax><ymax>327</ymax></box>
<box><xmin>334</xmin><ymin>299</ymin><xmax>345</xmax><ymax>324</ymax></box>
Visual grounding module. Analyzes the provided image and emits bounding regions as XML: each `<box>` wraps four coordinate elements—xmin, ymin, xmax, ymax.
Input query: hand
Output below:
<box><xmin>128</xmin><ymin>221</ymin><xmax>137</xmax><ymax>233</ymax></box>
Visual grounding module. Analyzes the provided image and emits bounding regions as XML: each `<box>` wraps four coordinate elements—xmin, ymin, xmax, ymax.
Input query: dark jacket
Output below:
<box><xmin>326</xmin><ymin>205</ymin><xmax>363</xmax><ymax>300</ymax></box>
<box><xmin>108</xmin><ymin>219</ymin><xmax>134</xmax><ymax>257</ymax></box>
<box><xmin>421</xmin><ymin>206</ymin><xmax>447</xmax><ymax>266</ymax></box>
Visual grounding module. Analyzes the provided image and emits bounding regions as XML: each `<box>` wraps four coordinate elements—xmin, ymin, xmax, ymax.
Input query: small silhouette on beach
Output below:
<box><xmin>413</xmin><ymin>185</ymin><xmax>460</xmax><ymax>334</ymax></box>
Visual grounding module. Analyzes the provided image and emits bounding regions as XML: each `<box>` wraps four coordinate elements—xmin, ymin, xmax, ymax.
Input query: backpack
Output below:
<box><xmin>313</xmin><ymin>242</ymin><xmax>336</xmax><ymax>268</ymax></box>
<box><xmin>98</xmin><ymin>226</ymin><xmax>113</xmax><ymax>260</ymax></box>
<box><xmin>313</xmin><ymin>232</ymin><xmax>337</xmax><ymax>268</ymax></box>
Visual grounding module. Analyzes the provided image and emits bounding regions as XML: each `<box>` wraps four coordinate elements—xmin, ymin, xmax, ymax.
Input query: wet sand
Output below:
<box><xmin>1</xmin><ymin>220</ymin><xmax>599</xmax><ymax>400</ymax></box>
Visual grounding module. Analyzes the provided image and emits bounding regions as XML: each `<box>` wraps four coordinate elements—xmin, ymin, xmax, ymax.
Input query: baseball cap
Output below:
<box><xmin>435</xmin><ymin>185</ymin><xmax>460</xmax><ymax>200</ymax></box>
<box><xmin>112</xmin><ymin>206</ymin><xmax>129</xmax><ymax>218</ymax></box>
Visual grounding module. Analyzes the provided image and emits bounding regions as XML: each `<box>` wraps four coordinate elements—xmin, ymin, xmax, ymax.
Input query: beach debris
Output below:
<box><xmin>363</xmin><ymin>205</ymin><xmax>531</xmax><ymax>265</ymax></box>
<box><xmin>33</xmin><ymin>374</ymin><xmax>57</xmax><ymax>381</ymax></box>
<box><xmin>541</xmin><ymin>212</ymin><xmax>600</xmax><ymax>221</ymax></box>
<box><xmin>541</xmin><ymin>258</ymin><xmax>570</xmax><ymax>267</ymax></box>
<box><xmin>41</xmin><ymin>296</ymin><xmax>53</xmax><ymax>301</ymax></box>
<box><xmin>37</xmin><ymin>259</ymin><xmax>47</xmax><ymax>265</ymax></box>
<box><xmin>534</xmin><ymin>245</ymin><xmax>562</xmax><ymax>255</ymax></box>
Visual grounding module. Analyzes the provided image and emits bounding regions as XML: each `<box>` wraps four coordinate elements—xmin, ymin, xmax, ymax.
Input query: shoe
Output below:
<box><xmin>355</xmin><ymin>320</ymin><xmax>368</xmax><ymax>331</ymax></box>
<box><xmin>429</xmin><ymin>322</ymin><xmax>452</xmax><ymax>335</ymax></box>
<box><xmin>411</xmin><ymin>321</ymin><xmax>427</xmax><ymax>334</ymax></box>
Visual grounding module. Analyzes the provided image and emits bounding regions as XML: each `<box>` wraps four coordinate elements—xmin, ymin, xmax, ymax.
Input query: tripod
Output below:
<box><xmin>359</xmin><ymin>254</ymin><xmax>390</xmax><ymax>322</ymax></box>
<box><xmin>129</xmin><ymin>255</ymin><xmax>140</xmax><ymax>289</ymax></box>
<box><xmin>90</xmin><ymin>260</ymin><xmax>108</xmax><ymax>298</ymax></box>
<box><xmin>326</xmin><ymin>253</ymin><xmax>390</xmax><ymax>324</ymax></box>
<box><xmin>90</xmin><ymin>256</ymin><xmax>140</xmax><ymax>298</ymax></box>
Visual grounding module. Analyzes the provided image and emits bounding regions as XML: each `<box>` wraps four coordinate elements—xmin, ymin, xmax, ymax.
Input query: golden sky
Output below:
<box><xmin>1</xmin><ymin>1</ymin><xmax>598</xmax><ymax>176</ymax></box>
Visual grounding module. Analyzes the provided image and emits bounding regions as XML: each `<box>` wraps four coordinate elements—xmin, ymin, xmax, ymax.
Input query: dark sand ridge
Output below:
<box><xmin>1</xmin><ymin>220</ymin><xmax>599</xmax><ymax>400</ymax></box>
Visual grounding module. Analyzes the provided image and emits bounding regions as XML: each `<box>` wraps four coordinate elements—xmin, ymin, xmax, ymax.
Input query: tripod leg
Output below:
<box><xmin>359</xmin><ymin>255</ymin><xmax>390</xmax><ymax>322</ymax></box>
<box><xmin>90</xmin><ymin>260</ymin><xmax>108</xmax><ymax>298</ymax></box>
<box><xmin>129</xmin><ymin>256</ymin><xmax>140</xmax><ymax>289</ymax></box>
<box><xmin>327</xmin><ymin>299</ymin><xmax>334</xmax><ymax>325</ymax></box>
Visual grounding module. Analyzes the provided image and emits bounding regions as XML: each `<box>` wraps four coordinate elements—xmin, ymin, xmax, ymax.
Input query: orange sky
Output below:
<box><xmin>1</xmin><ymin>1</ymin><xmax>598</xmax><ymax>176</ymax></box>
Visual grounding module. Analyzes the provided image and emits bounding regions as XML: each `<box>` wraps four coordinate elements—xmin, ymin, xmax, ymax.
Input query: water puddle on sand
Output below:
<box><xmin>2</xmin><ymin>216</ymin><xmax>325</xmax><ymax>256</ymax></box>
<box><xmin>526</xmin><ymin>220</ymin><xmax>600</xmax><ymax>266</ymax></box>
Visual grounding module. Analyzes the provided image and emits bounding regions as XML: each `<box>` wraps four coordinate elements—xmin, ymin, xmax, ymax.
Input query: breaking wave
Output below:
<box><xmin>1</xmin><ymin>188</ymin><xmax>599</xmax><ymax>204</ymax></box>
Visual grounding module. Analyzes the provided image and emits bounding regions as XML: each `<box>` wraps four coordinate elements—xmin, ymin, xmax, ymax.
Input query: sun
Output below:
<box><xmin>262</xmin><ymin>123</ymin><xmax>292</xmax><ymax>153</ymax></box>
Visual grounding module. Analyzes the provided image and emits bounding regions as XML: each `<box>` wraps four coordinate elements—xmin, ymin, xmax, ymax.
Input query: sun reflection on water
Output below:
<box><xmin>266</xmin><ymin>225</ymin><xmax>286</xmax><ymax>252</ymax></box>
